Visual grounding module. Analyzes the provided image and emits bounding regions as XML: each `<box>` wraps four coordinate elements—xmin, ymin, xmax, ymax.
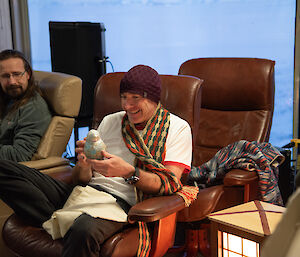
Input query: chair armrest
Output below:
<box><xmin>21</xmin><ymin>157</ymin><xmax>73</xmax><ymax>184</ymax></box>
<box><xmin>20</xmin><ymin>157</ymin><xmax>70</xmax><ymax>170</ymax></box>
<box><xmin>128</xmin><ymin>194</ymin><xmax>186</xmax><ymax>223</ymax></box>
<box><xmin>223</xmin><ymin>169</ymin><xmax>258</xmax><ymax>186</ymax></box>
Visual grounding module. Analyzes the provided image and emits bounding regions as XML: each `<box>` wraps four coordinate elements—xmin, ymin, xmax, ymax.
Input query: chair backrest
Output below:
<box><xmin>178</xmin><ymin>57</ymin><xmax>275</xmax><ymax>166</ymax></box>
<box><xmin>31</xmin><ymin>71</ymin><xmax>82</xmax><ymax>160</ymax></box>
<box><xmin>93</xmin><ymin>72</ymin><xmax>203</xmax><ymax>150</ymax></box>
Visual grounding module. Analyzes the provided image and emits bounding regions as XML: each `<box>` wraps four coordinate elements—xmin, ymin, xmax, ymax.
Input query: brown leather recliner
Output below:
<box><xmin>175</xmin><ymin>57</ymin><xmax>275</xmax><ymax>257</ymax></box>
<box><xmin>2</xmin><ymin>72</ymin><xmax>203</xmax><ymax>257</ymax></box>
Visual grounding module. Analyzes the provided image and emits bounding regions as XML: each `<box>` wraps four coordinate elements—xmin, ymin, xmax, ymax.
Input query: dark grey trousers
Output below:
<box><xmin>0</xmin><ymin>160</ymin><xmax>127</xmax><ymax>257</ymax></box>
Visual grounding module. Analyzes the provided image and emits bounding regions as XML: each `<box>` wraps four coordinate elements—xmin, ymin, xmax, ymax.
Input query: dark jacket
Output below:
<box><xmin>0</xmin><ymin>93</ymin><xmax>51</xmax><ymax>161</ymax></box>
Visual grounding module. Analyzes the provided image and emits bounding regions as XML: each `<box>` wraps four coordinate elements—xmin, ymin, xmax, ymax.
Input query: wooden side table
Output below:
<box><xmin>208</xmin><ymin>200</ymin><xmax>285</xmax><ymax>257</ymax></box>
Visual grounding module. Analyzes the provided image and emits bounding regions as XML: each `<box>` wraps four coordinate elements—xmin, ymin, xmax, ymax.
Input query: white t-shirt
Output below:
<box><xmin>89</xmin><ymin>111</ymin><xmax>192</xmax><ymax>206</ymax></box>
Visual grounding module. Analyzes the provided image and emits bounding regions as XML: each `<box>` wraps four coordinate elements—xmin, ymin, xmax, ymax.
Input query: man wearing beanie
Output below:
<box><xmin>0</xmin><ymin>65</ymin><xmax>196</xmax><ymax>257</ymax></box>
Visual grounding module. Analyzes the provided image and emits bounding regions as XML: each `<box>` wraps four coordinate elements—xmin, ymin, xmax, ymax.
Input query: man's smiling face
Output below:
<box><xmin>121</xmin><ymin>92</ymin><xmax>157</xmax><ymax>124</ymax></box>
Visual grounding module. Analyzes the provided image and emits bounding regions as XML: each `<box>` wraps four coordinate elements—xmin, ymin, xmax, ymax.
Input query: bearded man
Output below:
<box><xmin>0</xmin><ymin>49</ymin><xmax>51</xmax><ymax>161</ymax></box>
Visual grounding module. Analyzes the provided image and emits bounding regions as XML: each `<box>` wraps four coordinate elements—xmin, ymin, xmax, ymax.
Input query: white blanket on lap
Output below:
<box><xmin>42</xmin><ymin>185</ymin><xmax>128</xmax><ymax>239</ymax></box>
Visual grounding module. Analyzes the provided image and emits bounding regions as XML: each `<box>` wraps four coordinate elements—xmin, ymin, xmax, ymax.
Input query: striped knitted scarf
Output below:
<box><xmin>122</xmin><ymin>103</ymin><xmax>198</xmax><ymax>257</ymax></box>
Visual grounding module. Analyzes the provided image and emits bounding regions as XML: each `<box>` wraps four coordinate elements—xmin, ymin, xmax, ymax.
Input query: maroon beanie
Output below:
<box><xmin>120</xmin><ymin>65</ymin><xmax>161</xmax><ymax>103</ymax></box>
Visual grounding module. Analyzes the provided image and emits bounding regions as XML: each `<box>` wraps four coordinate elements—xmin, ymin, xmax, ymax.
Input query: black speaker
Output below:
<box><xmin>49</xmin><ymin>21</ymin><xmax>106</xmax><ymax>123</ymax></box>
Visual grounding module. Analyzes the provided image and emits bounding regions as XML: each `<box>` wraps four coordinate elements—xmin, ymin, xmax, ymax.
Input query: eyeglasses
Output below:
<box><xmin>0</xmin><ymin>70</ymin><xmax>26</xmax><ymax>81</ymax></box>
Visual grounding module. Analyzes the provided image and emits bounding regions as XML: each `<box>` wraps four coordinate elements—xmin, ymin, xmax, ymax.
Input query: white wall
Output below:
<box><xmin>27</xmin><ymin>0</ymin><xmax>296</xmax><ymax>148</ymax></box>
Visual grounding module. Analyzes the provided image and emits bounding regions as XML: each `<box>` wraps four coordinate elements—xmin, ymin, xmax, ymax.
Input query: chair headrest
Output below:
<box><xmin>33</xmin><ymin>71</ymin><xmax>82</xmax><ymax>117</ymax></box>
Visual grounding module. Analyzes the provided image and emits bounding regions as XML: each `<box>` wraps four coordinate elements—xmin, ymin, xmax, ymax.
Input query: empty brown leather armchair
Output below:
<box><xmin>2</xmin><ymin>72</ymin><xmax>203</xmax><ymax>257</ymax></box>
<box><xmin>176</xmin><ymin>57</ymin><xmax>275</xmax><ymax>256</ymax></box>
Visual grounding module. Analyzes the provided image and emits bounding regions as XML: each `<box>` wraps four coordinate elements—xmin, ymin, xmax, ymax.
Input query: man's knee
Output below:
<box><xmin>63</xmin><ymin>214</ymin><xmax>116</xmax><ymax>257</ymax></box>
<box><xmin>0</xmin><ymin>160</ymin><xmax>30</xmax><ymax>176</ymax></box>
<box><xmin>0</xmin><ymin>160</ymin><xmax>15</xmax><ymax>173</ymax></box>
<box><xmin>64</xmin><ymin>213</ymin><xmax>125</xmax><ymax>246</ymax></box>
<box><xmin>66</xmin><ymin>214</ymin><xmax>96</xmax><ymax>240</ymax></box>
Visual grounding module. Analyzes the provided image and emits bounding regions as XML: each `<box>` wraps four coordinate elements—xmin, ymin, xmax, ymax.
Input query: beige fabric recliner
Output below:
<box><xmin>20</xmin><ymin>70</ymin><xmax>82</xmax><ymax>173</ymax></box>
<box><xmin>0</xmin><ymin>70</ymin><xmax>82</xmax><ymax>257</ymax></box>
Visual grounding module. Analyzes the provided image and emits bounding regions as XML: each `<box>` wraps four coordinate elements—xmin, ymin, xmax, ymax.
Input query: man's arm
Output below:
<box><xmin>71</xmin><ymin>164</ymin><xmax>93</xmax><ymax>185</ymax></box>
<box><xmin>72</xmin><ymin>139</ymin><xmax>93</xmax><ymax>184</ymax></box>
<box><xmin>0</xmin><ymin>95</ymin><xmax>51</xmax><ymax>162</ymax></box>
<box><xmin>88</xmin><ymin>150</ymin><xmax>184</xmax><ymax>194</ymax></box>
<box><xmin>134</xmin><ymin>163</ymin><xmax>184</xmax><ymax>194</ymax></box>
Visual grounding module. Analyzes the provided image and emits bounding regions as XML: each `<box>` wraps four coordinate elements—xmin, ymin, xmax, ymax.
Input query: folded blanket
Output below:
<box><xmin>189</xmin><ymin>140</ymin><xmax>284</xmax><ymax>205</ymax></box>
<box><xmin>43</xmin><ymin>185</ymin><xmax>128</xmax><ymax>239</ymax></box>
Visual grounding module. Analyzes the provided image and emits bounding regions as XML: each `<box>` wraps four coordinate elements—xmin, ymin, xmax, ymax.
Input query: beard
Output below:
<box><xmin>5</xmin><ymin>84</ymin><xmax>26</xmax><ymax>99</ymax></box>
